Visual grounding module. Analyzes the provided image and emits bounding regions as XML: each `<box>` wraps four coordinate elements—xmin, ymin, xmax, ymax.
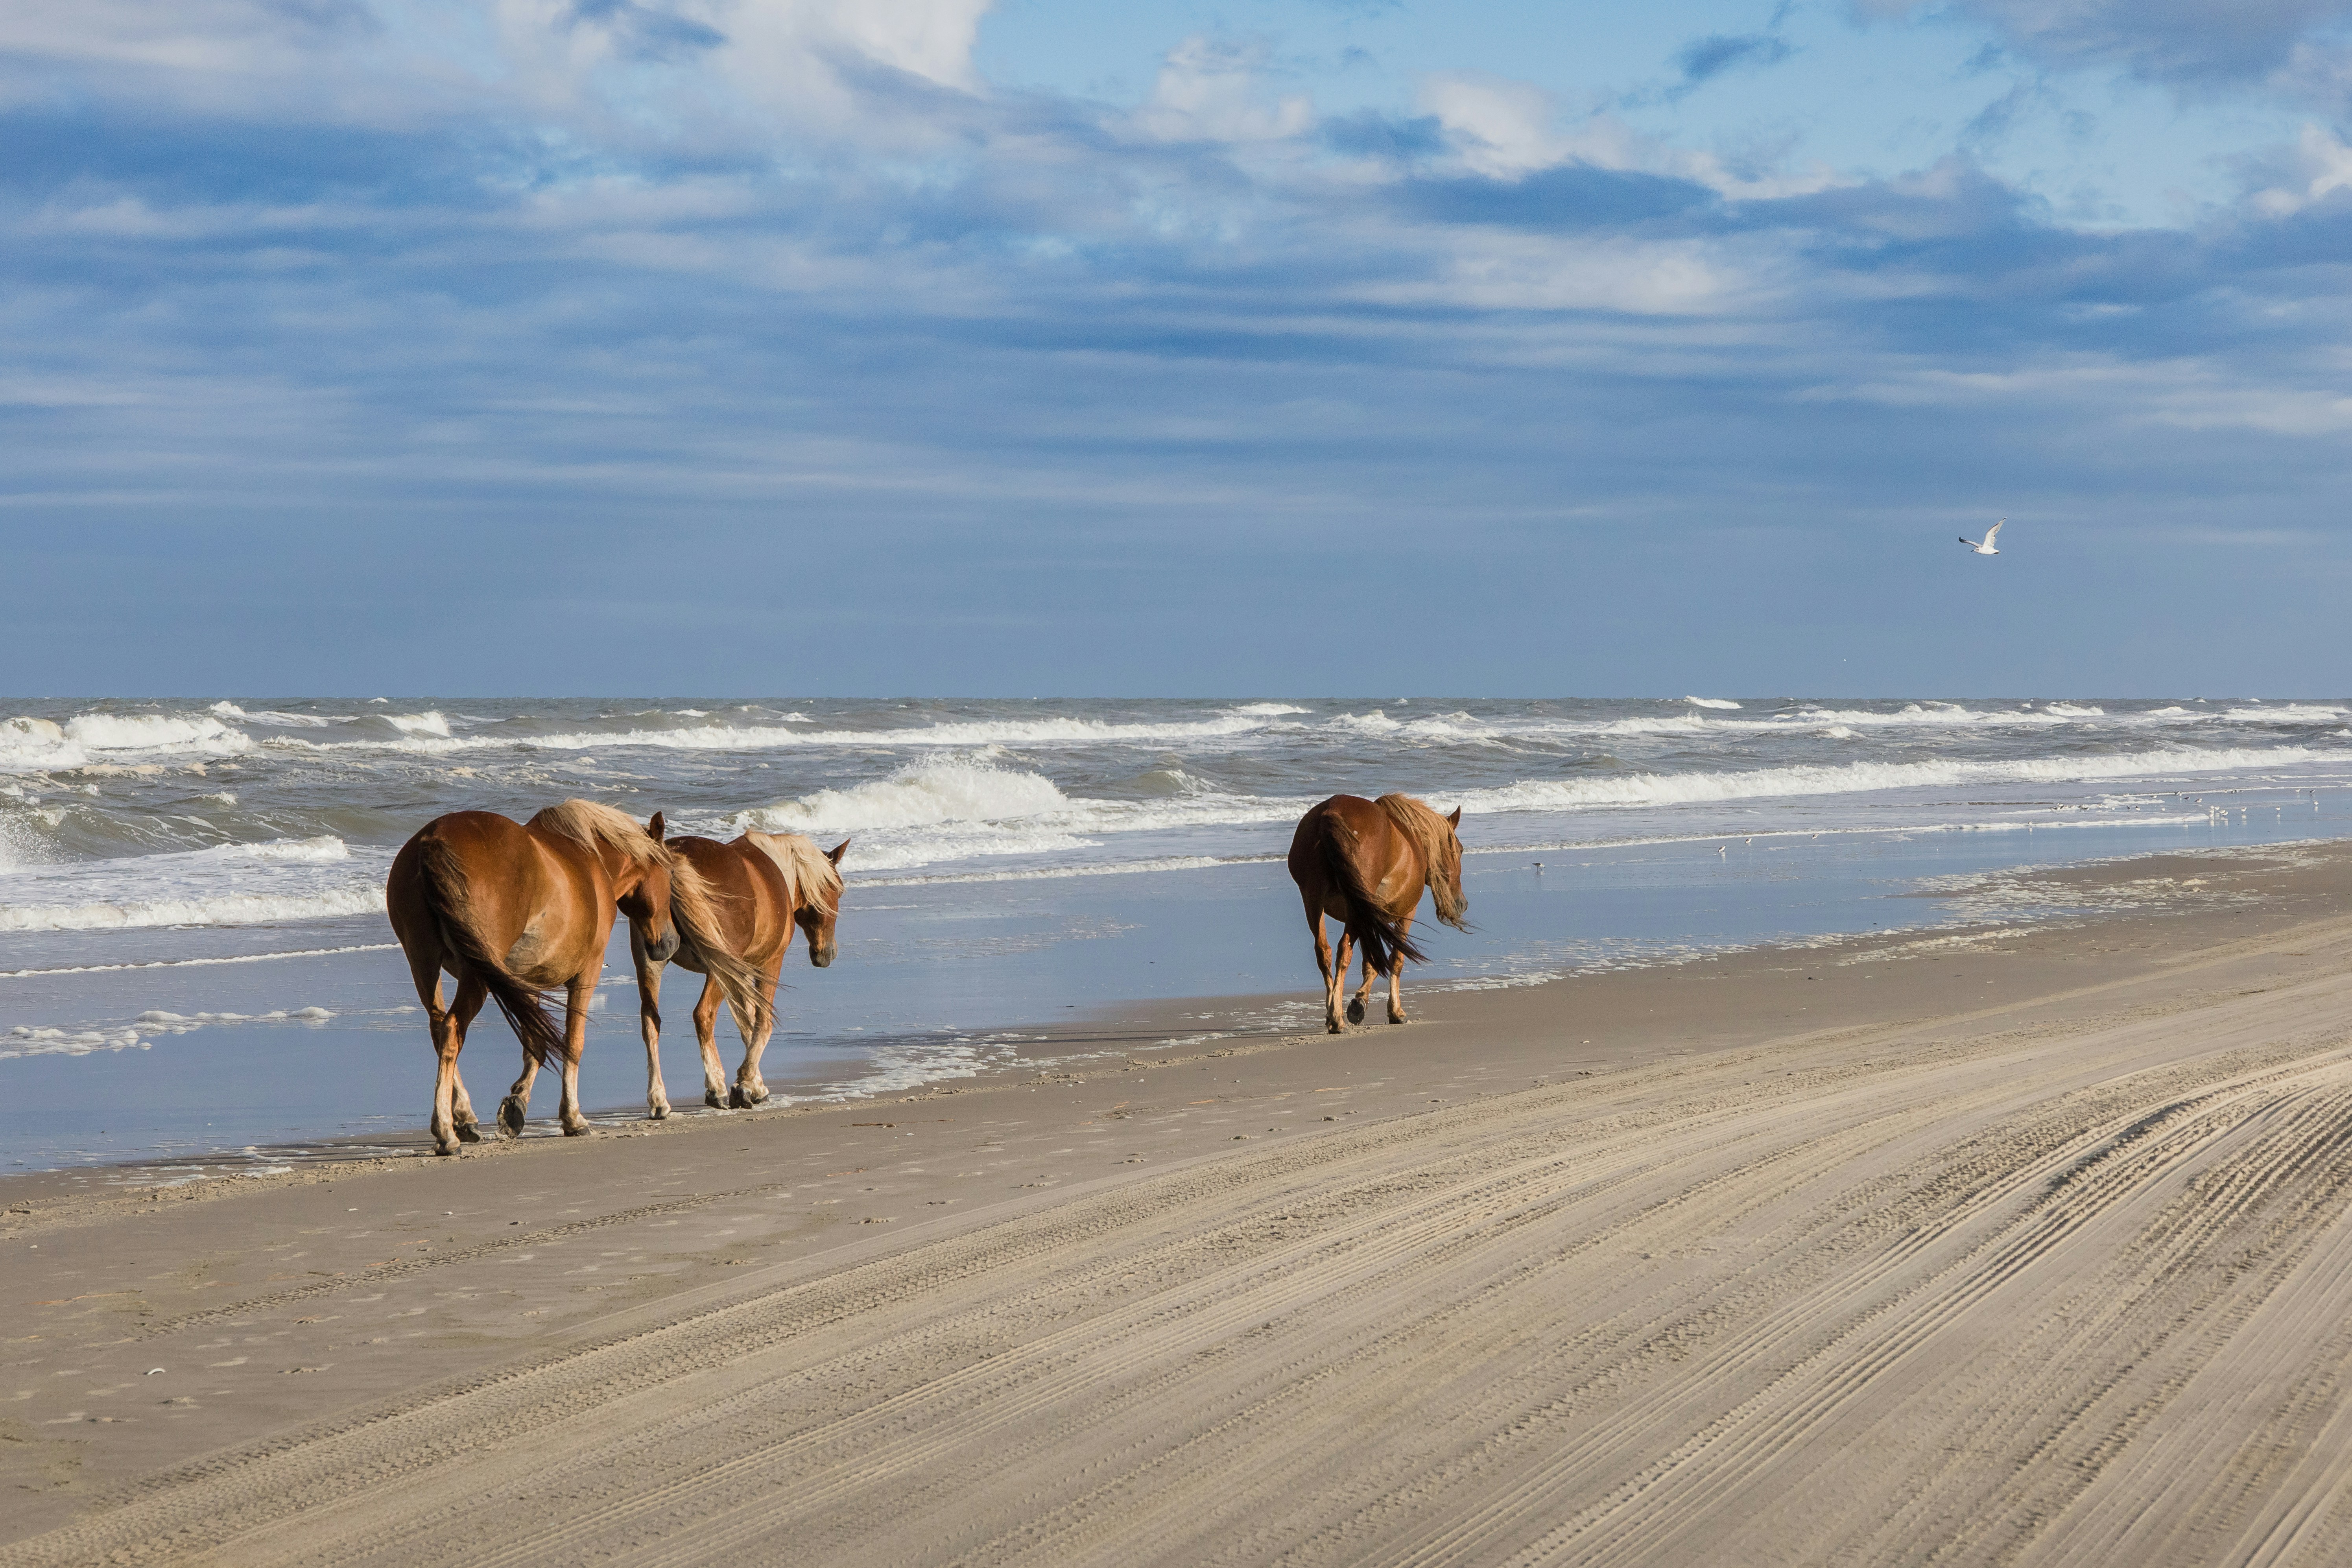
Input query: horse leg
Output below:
<box><xmin>500</xmin><ymin>1047</ymin><xmax>539</xmax><ymax>1138</ymax></box>
<box><xmin>410</xmin><ymin>950</ymin><xmax>466</xmax><ymax>1157</ymax></box>
<box><xmin>733</xmin><ymin>961</ymin><xmax>783</xmax><ymax>1109</ymax></box>
<box><xmin>694</xmin><ymin>977</ymin><xmax>729</xmax><ymax>1109</ymax></box>
<box><xmin>1306</xmin><ymin>898</ymin><xmax>1343</xmax><ymax>1033</ymax></box>
<box><xmin>1387</xmin><ymin>911</ymin><xmax>1415</xmax><ymax>1024</ymax></box>
<box><xmin>1332</xmin><ymin>930</ymin><xmax>1357</xmax><ymax>1033</ymax></box>
<box><xmin>447</xmin><ymin>975</ymin><xmax>487</xmax><ymax>1141</ymax></box>
<box><xmin>634</xmin><ymin>926</ymin><xmax>671</xmax><ymax>1121</ymax></box>
<box><xmin>1348</xmin><ymin>946</ymin><xmax>1377</xmax><ymax>1026</ymax></box>
<box><xmin>557</xmin><ymin>974</ymin><xmax>594</xmax><ymax>1136</ymax></box>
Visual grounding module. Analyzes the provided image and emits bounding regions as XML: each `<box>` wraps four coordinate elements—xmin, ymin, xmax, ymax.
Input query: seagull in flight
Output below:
<box><xmin>1959</xmin><ymin>519</ymin><xmax>2004</xmax><ymax>555</ymax></box>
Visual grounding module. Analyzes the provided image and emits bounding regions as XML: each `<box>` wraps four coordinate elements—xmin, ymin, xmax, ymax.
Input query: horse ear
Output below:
<box><xmin>1447</xmin><ymin>807</ymin><xmax>1461</xmax><ymax>828</ymax></box>
<box><xmin>647</xmin><ymin>812</ymin><xmax>666</xmax><ymax>840</ymax></box>
<box><xmin>827</xmin><ymin>838</ymin><xmax>850</xmax><ymax>866</ymax></box>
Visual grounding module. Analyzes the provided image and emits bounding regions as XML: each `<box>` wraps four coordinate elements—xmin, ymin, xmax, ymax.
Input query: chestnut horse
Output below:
<box><xmin>638</xmin><ymin>830</ymin><xmax>849</xmax><ymax>1116</ymax></box>
<box><xmin>386</xmin><ymin>801</ymin><xmax>765</xmax><ymax>1155</ymax></box>
<box><xmin>1286</xmin><ymin>793</ymin><xmax>1467</xmax><ymax>1033</ymax></box>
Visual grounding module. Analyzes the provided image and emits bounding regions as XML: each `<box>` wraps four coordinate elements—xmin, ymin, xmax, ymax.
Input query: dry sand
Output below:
<box><xmin>10</xmin><ymin>843</ymin><xmax>2352</xmax><ymax>1564</ymax></box>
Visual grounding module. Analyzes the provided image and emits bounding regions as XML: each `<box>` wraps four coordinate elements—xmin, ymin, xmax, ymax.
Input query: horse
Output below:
<box><xmin>1286</xmin><ymin>793</ymin><xmax>1468</xmax><ymax>1034</ymax></box>
<box><xmin>386</xmin><ymin>800</ymin><xmax>766</xmax><ymax>1155</ymax></box>
<box><xmin>638</xmin><ymin>830</ymin><xmax>849</xmax><ymax>1117</ymax></box>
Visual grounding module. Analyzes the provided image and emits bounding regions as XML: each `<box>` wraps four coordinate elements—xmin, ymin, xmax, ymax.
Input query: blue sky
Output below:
<box><xmin>8</xmin><ymin>1</ymin><xmax>2352</xmax><ymax>695</ymax></box>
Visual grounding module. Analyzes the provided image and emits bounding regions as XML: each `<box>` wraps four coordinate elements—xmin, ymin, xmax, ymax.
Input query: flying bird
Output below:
<box><xmin>1959</xmin><ymin>519</ymin><xmax>2005</xmax><ymax>555</ymax></box>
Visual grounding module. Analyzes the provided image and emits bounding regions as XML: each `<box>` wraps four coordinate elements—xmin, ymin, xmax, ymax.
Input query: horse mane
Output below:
<box><xmin>742</xmin><ymin>830</ymin><xmax>843</xmax><ymax>908</ymax></box>
<box><xmin>1375</xmin><ymin>793</ymin><xmax>1468</xmax><ymax>930</ymax></box>
<box><xmin>666</xmin><ymin>854</ymin><xmax>773</xmax><ymax>1040</ymax></box>
<box><xmin>663</xmin><ymin>855</ymin><xmax>727</xmax><ymax>940</ymax></box>
<box><xmin>531</xmin><ymin>799</ymin><xmax>668</xmax><ymax>867</ymax></box>
<box><xmin>532</xmin><ymin>799</ymin><xmax>766</xmax><ymax>1033</ymax></box>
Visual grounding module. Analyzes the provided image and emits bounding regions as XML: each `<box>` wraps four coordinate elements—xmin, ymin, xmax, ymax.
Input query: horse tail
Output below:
<box><xmin>415</xmin><ymin>835</ymin><xmax>567</xmax><ymax>1067</ymax></box>
<box><xmin>1316</xmin><ymin>809</ymin><xmax>1427</xmax><ymax>973</ymax></box>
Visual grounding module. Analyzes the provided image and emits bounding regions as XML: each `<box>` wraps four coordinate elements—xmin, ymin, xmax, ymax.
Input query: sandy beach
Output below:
<box><xmin>9</xmin><ymin>841</ymin><xmax>2352</xmax><ymax>1564</ymax></box>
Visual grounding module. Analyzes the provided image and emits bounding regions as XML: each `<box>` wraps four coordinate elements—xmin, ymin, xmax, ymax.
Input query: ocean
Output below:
<box><xmin>6</xmin><ymin>696</ymin><xmax>2351</xmax><ymax>1176</ymax></box>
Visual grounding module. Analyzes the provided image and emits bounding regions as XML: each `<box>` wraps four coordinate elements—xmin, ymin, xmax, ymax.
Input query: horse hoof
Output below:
<box><xmin>1326</xmin><ymin>1021</ymin><xmax>1347</xmax><ymax>1035</ymax></box>
<box><xmin>433</xmin><ymin>1139</ymin><xmax>459</xmax><ymax>1157</ymax></box>
<box><xmin>563</xmin><ymin>1122</ymin><xmax>593</xmax><ymax>1138</ymax></box>
<box><xmin>1346</xmin><ymin>998</ymin><xmax>1367</xmax><ymax>1025</ymax></box>
<box><xmin>498</xmin><ymin>1098</ymin><xmax>526</xmax><ymax>1137</ymax></box>
<box><xmin>729</xmin><ymin>1086</ymin><xmax>752</xmax><ymax>1109</ymax></box>
<box><xmin>649</xmin><ymin>1103</ymin><xmax>670</xmax><ymax>1122</ymax></box>
<box><xmin>705</xmin><ymin>1090</ymin><xmax>729</xmax><ymax>1111</ymax></box>
<box><xmin>457</xmin><ymin>1123</ymin><xmax>482</xmax><ymax>1143</ymax></box>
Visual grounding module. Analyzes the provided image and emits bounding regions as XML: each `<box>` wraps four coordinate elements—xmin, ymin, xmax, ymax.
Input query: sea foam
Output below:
<box><xmin>270</xmin><ymin>708</ymin><xmax>1303</xmax><ymax>760</ymax></box>
<box><xmin>741</xmin><ymin>755</ymin><xmax>1072</xmax><ymax>834</ymax></box>
<box><xmin>0</xmin><ymin>837</ymin><xmax>385</xmax><ymax>932</ymax></box>
<box><xmin>1450</xmin><ymin>746</ymin><xmax>2326</xmax><ymax>816</ymax></box>
<box><xmin>0</xmin><ymin>711</ymin><xmax>252</xmax><ymax>773</ymax></box>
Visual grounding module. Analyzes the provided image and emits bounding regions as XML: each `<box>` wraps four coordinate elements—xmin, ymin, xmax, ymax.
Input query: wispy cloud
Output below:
<box><xmin>6</xmin><ymin>4</ymin><xmax>2352</xmax><ymax>692</ymax></box>
<box><xmin>1857</xmin><ymin>0</ymin><xmax>2352</xmax><ymax>92</ymax></box>
<box><xmin>1675</xmin><ymin>31</ymin><xmax>1792</xmax><ymax>85</ymax></box>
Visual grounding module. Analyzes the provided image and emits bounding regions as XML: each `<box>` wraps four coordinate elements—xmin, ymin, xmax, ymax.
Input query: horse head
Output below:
<box><xmin>617</xmin><ymin>812</ymin><xmax>683</xmax><ymax>964</ymax></box>
<box><xmin>1381</xmin><ymin>797</ymin><xmax>1467</xmax><ymax>930</ymax></box>
<box><xmin>1434</xmin><ymin>806</ymin><xmax>1467</xmax><ymax>926</ymax></box>
<box><xmin>798</xmin><ymin>838</ymin><xmax>850</xmax><ymax>967</ymax></box>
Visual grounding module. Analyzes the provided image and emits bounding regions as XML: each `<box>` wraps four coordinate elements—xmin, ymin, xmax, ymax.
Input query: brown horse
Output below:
<box><xmin>386</xmin><ymin>800</ymin><xmax>765</xmax><ymax>1155</ymax></box>
<box><xmin>638</xmin><ymin>830</ymin><xmax>848</xmax><ymax>1116</ymax></box>
<box><xmin>1286</xmin><ymin>793</ymin><xmax>1468</xmax><ymax>1033</ymax></box>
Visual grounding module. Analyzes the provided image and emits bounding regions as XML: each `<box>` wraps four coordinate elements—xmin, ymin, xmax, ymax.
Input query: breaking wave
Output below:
<box><xmin>740</xmin><ymin>756</ymin><xmax>1072</xmax><ymax>834</ymax></box>
<box><xmin>731</xmin><ymin>755</ymin><xmax>1301</xmax><ymax>872</ymax></box>
<box><xmin>1451</xmin><ymin>747</ymin><xmax>2325</xmax><ymax>815</ymax></box>
<box><xmin>0</xmin><ymin>837</ymin><xmax>386</xmax><ymax>932</ymax></box>
<box><xmin>0</xmin><ymin>712</ymin><xmax>251</xmax><ymax>772</ymax></box>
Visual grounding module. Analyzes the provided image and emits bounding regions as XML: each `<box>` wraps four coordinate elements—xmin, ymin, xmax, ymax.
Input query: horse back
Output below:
<box><xmin>1288</xmin><ymin>794</ymin><xmax>1372</xmax><ymax>882</ymax></box>
<box><xmin>1288</xmin><ymin>796</ymin><xmax>1418</xmax><ymax>911</ymax></box>
<box><xmin>391</xmin><ymin>810</ymin><xmax>590</xmax><ymax>979</ymax></box>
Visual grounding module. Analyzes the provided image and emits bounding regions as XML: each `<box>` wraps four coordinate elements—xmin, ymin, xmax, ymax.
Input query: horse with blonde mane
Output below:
<box><xmin>386</xmin><ymin>801</ymin><xmax>767</xmax><ymax>1155</ymax></box>
<box><xmin>1286</xmin><ymin>793</ymin><xmax>1467</xmax><ymax>1034</ymax></box>
<box><xmin>638</xmin><ymin>830</ymin><xmax>849</xmax><ymax>1116</ymax></box>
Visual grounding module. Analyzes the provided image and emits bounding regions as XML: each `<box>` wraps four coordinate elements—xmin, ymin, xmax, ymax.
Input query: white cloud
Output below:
<box><xmin>1360</xmin><ymin>232</ymin><xmax>1762</xmax><ymax>317</ymax></box>
<box><xmin>1415</xmin><ymin>71</ymin><xmax>1847</xmax><ymax>201</ymax></box>
<box><xmin>1418</xmin><ymin>73</ymin><xmax>1574</xmax><ymax>177</ymax></box>
<box><xmin>2247</xmin><ymin>121</ymin><xmax>2352</xmax><ymax>212</ymax></box>
<box><xmin>1133</xmin><ymin>35</ymin><xmax>1312</xmax><ymax>144</ymax></box>
<box><xmin>1857</xmin><ymin>0</ymin><xmax>2352</xmax><ymax>87</ymax></box>
<box><xmin>0</xmin><ymin>0</ymin><xmax>996</xmax><ymax>142</ymax></box>
<box><xmin>1803</xmin><ymin>354</ymin><xmax>2352</xmax><ymax>437</ymax></box>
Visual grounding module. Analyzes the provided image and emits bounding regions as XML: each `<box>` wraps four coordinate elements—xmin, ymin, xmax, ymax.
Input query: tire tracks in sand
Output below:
<box><xmin>16</xmin><ymin>974</ymin><xmax>2352</xmax><ymax>1566</ymax></box>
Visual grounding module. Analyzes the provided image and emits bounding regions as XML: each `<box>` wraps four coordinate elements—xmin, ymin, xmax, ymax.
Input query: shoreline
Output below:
<box><xmin>13</xmin><ymin>839</ymin><xmax>2352</xmax><ymax>1558</ymax></box>
<box><xmin>7</xmin><ymin>834</ymin><xmax>2348</xmax><ymax>1196</ymax></box>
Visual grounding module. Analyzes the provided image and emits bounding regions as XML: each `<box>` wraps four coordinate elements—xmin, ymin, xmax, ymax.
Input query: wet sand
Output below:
<box><xmin>8</xmin><ymin>842</ymin><xmax>2352</xmax><ymax>1565</ymax></box>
